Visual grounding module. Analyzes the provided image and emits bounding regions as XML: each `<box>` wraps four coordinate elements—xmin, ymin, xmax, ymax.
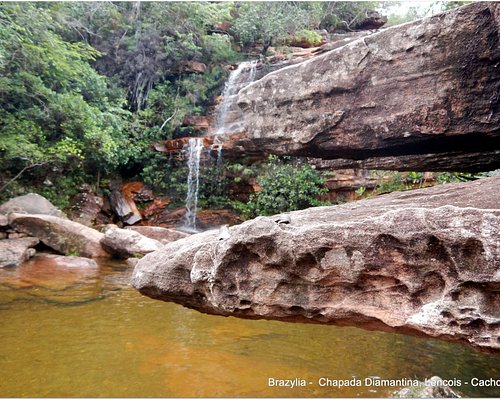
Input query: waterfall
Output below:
<box><xmin>213</xmin><ymin>60</ymin><xmax>258</xmax><ymax>135</ymax></box>
<box><xmin>184</xmin><ymin>137</ymin><xmax>203</xmax><ymax>232</ymax></box>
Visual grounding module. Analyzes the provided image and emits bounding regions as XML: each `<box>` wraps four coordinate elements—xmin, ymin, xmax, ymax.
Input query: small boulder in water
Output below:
<box><xmin>0</xmin><ymin>237</ymin><xmax>39</xmax><ymax>268</ymax></box>
<box><xmin>101</xmin><ymin>226</ymin><xmax>162</xmax><ymax>259</ymax></box>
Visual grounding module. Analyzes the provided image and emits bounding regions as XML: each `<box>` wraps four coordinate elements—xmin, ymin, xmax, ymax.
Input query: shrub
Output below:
<box><xmin>233</xmin><ymin>155</ymin><xmax>329</xmax><ymax>219</ymax></box>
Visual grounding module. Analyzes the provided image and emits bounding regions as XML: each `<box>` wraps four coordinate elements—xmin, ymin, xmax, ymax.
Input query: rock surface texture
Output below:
<box><xmin>101</xmin><ymin>226</ymin><xmax>162</xmax><ymax>258</ymax></box>
<box><xmin>0</xmin><ymin>237</ymin><xmax>39</xmax><ymax>268</ymax></box>
<box><xmin>133</xmin><ymin>176</ymin><xmax>500</xmax><ymax>353</ymax></box>
<box><xmin>0</xmin><ymin>193</ymin><xmax>65</xmax><ymax>217</ymax></box>
<box><xmin>125</xmin><ymin>226</ymin><xmax>189</xmax><ymax>244</ymax></box>
<box><xmin>223</xmin><ymin>3</ymin><xmax>500</xmax><ymax>172</ymax></box>
<box><xmin>9</xmin><ymin>213</ymin><xmax>109</xmax><ymax>258</ymax></box>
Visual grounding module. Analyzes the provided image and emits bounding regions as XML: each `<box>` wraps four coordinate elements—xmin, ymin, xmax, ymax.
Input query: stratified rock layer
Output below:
<box><xmin>133</xmin><ymin>176</ymin><xmax>500</xmax><ymax>353</ymax></box>
<box><xmin>224</xmin><ymin>3</ymin><xmax>500</xmax><ymax>172</ymax></box>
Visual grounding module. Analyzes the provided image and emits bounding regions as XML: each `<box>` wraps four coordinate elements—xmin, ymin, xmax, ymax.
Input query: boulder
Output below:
<box><xmin>125</xmin><ymin>226</ymin><xmax>189</xmax><ymax>244</ymax></box>
<box><xmin>132</xmin><ymin>175</ymin><xmax>500</xmax><ymax>353</ymax></box>
<box><xmin>0</xmin><ymin>237</ymin><xmax>39</xmax><ymax>268</ymax></box>
<box><xmin>41</xmin><ymin>254</ymin><xmax>98</xmax><ymax>269</ymax></box>
<box><xmin>8</xmin><ymin>213</ymin><xmax>109</xmax><ymax>258</ymax></box>
<box><xmin>223</xmin><ymin>3</ymin><xmax>500</xmax><ymax>172</ymax></box>
<box><xmin>101</xmin><ymin>226</ymin><xmax>162</xmax><ymax>259</ymax></box>
<box><xmin>352</xmin><ymin>10</ymin><xmax>388</xmax><ymax>31</ymax></box>
<box><xmin>66</xmin><ymin>184</ymin><xmax>108</xmax><ymax>227</ymax></box>
<box><xmin>0</xmin><ymin>193</ymin><xmax>65</xmax><ymax>217</ymax></box>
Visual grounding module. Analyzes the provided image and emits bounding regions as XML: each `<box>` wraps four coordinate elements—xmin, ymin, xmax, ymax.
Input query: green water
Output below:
<box><xmin>0</xmin><ymin>256</ymin><xmax>498</xmax><ymax>397</ymax></box>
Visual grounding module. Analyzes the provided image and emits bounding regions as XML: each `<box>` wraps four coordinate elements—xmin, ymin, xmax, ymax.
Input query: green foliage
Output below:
<box><xmin>0</xmin><ymin>3</ymin><xmax>130</xmax><ymax>195</ymax></box>
<box><xmin>231</xmin><ymin>2</ymin><xmax>317</xmax><ymax>53</ymax></box>
<box><xmin>319</xmin><ymin>2</ymin><xmax>380</xmax><ymax>31</ymax></box>
<box><xmin>436</xmin><ymin>171</ymin><xmax>495</xmax><ymax>184</ymax></box>
<box><xmin>291</xmin><ymin>29</ymin><xmax>323</xmax><ymax>46</ymax></box>
<box><xmin>234</xmin><ymin>155</ymin><xmax>329</xmax><ymax>219</ymax></box>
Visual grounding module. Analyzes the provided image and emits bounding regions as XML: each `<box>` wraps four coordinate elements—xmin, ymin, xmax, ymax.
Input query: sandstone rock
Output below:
<box><xmin>182</xmin><ymin>115</ymin><xmax>211</xmax><ymax>133</ymax></box>
<box><xmin>122</xmin><ymin>181</ymin><xmax>154</xmax><ymax>203</ymax></box>
<box><xmin>352</xmin><ymin>10</ymin><xmax>387</xmax><ymax>31</ymax></box>
<box><xmin>145</xmin><ymin>207</ymin><xmax>241</xmax><ymax>230</ymax></box>
<box><xmin>34</xmin><ymin>254</ymin><xmax>98</xmax><ymax>269</ymax></box>
<box><xmin>67</xmin><ymin>184</ymin><xmax>108</xmax><ymax>227</ymax></box>
<box><xmin>132</xmin><ymin>175</ymin><xmax>500</xmax><ymax>353</ymax></box>
<box><xmin>181</xmin><ymin>61</ymin><xmax>207</xmax><ymax>73</ymax></box>
<box><xmin>9</xmin><ymin>213</ymin><xmax>109</xmax><ymax>258</ymax></box>
<box><xmin>0</xmin><ymin>237</ymin><xmax>39</xmax><ymax>268</ymax></box>
<box><xmin>8</xmin><ymin>232</ymin><xmax>28</xmax><ymax>239</ymax></box>
<box><xmin>125</xmin><ymin>226</ymin><xmax>189</xmax><ymax>244</ymax></box>
<box><xmin>393</xmin><ymin>376</ymin><xmax>462</xmax><ymax>398</ymax></box>
<box><xmin>0</xmin><ymin>193</ymin><xmax>65</xmax><ymax>217</ymax></box>
<box><xmin>223</xmin><ymin>3</ymin><xmax>500</xmax><ymax>172</ymax></box>
<box><xmin>101</xmin><ymin>226</ymin><xmax>162</xmax><ymax>259</ymax></box>
<box><xmin>108</xmin><ymin>180</ymin><xmax>142</xmax><ymax>225</ymax></box>
<box><xmin>0</xmin><ymin>214</ymin><xmax>8</xmax><ymax>227</ymax></box>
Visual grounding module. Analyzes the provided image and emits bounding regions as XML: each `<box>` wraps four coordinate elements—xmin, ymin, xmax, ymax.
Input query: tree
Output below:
<box><xmin>0</xmin><ymin>3</ymin><xmax>129</xmax><ymax>202</ymax></box>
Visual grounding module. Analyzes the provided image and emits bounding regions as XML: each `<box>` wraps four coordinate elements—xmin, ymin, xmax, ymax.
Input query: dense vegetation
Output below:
<box><xmin>0</xmin><ymin>1</ymin><xmax>475</xmax><ymax>216</ymax></box>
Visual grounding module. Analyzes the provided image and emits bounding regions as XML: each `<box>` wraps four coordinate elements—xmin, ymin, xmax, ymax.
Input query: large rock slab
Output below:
<box><xmin>0</xmin><ymin>193</ymin><xmax>65</xmax><ymax>217</ymax></box>
<box><xmin>0</xmin><ymin>237</ymin><xmax>39</xmax><ymax>268</ymax></box>
<box><xmin>223</xmin><ymin>3</ymin><xmax>500</xmax><ymax>172</ymax></box>
<box><xmin>101</xmin><ymin>226</ymin><xmax>162</xmax><ymax>258</ymax></box>
<box><xmin>132</xmin><ymin>175</ymin><xmax>500</xmax><ymax>353</ymax></box>
<box><xmin>9</xmin><ymin>214</ymin><xmax>109</xmax><ymax>258</ymax></box>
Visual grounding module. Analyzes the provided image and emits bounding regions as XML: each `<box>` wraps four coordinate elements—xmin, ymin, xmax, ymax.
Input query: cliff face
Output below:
<box><xmin>220</xmin><ymin>2</ymin><xmax>500</xmax><ymax>172</ymax></box>
<box><xmin>132</xmin><ymin>175</ymin><xmax>500</xmax><ymax>354</ymax></box>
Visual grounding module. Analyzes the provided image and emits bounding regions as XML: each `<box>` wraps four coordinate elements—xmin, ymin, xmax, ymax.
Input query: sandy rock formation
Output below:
<box><xmin>132</xmin><ymin>175</ymin><xmax>500</xmax><ymax>353</ymax></box>
<box><xmin>9</xmin><ymin>213</ymin><xmax>109</xmax><ymax>258</ymax></box>
<box><xmin>101</xmin><ymin>226</ymin><xmax>162</xmax><ymax>258</ymax></box>
<box><xmin>220</xmin><ymin>3</ymin><xmax>500</xmax><ymax>172</ymax></box>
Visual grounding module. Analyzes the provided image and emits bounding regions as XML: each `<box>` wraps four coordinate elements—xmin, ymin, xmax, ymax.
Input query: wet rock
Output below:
<box><xmin>9</xmin><ymin>213</ymin><xmax>109</xmax><ymax>258</ymax></box>
<box><xmin>101</xmin><ymin>226</ymin><xmax>162</xmax><ymax>259</ymax></box>
<box><xmin>132</xmin><ymin>175</ymin><xmax>500</xmax><ymax>353</ymax></box>
<box><xmin>224</xmin><ymin>3</ymin><xmax>500</xmax><ymax>172</ymax></box>
<box><xmin>0</xmin><ymin>237</ymin><xmax>39</xmax><ymax>268</ymax></box>
<box><xmin>125</xmin><ymin>226</ymin><xmax>189</xmax><ymax>244</ymax></box>
<box><xmin>37</xmin><ymin>254</ymin><xmax>98</xmax><ymax>269</ymax></box>
<box><xmin>0</xmin><ymin>193</ymin><xmax>65</xmax><ymax>217</ymax></box>
<box><xmin>393</xmin><ymin>376</ymin><xmax>462</xmax><ymax>398</ymax></box>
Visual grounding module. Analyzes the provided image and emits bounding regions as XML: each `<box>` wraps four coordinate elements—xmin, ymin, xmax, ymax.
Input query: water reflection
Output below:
<box><xmin>0</xmin><ymin>257</ymin><xmax>498</xmax><ymax>397</ymax></box>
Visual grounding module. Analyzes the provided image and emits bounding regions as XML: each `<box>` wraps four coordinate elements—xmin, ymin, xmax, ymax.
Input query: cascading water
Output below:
<box><xmin>213</xmin><ymin>60</ymin><xmax>258</xmax><ymax>135</ymax></box>
<box><xmin>183</xmin><ymin>137</ymin><xmax>203</xmax><ymax>232</ymax></box>
<box><xmin>182</xmin><ymin>61</ymin><xmax>257</xmax><ymax>232</ymax></box>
